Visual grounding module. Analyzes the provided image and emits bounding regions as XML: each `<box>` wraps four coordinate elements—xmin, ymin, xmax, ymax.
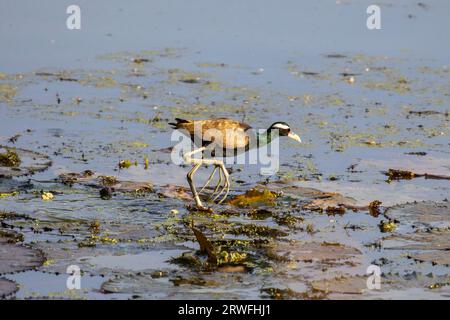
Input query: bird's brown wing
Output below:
<box><xmin>170</xmin><ymin>118</ymin><xmax>252</xmax><ymax>149</ymax></box>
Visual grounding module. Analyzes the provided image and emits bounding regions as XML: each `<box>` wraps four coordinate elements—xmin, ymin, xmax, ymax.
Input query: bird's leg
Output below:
<box><xmin>194</xmin><ymin>159</ymin><xmax>231</xmax><ymax>205</ymax></box>
<box><xmin>183</xmin><ymin>147</ymin><xmax>207</xmax><ymax>209</ymax></box>
<box><xmin>186</xmin><ymin>163</ymin><xmax>203</xmax><ymax>208</ymax></box>
<box><xmin>183</xmin><ymin>147</ymin><xmax>231</xmax><ymax>207</ymax></box>
<box><xmin>199</xmin><ymin>165</ymin><xmax>218</xmax><ymax>194</ymax></box>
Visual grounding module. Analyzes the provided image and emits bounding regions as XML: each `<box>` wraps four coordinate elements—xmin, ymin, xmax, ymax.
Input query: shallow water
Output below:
<box><xmin>0</xmin><ymin>0</ymin><xmax>449</xmax><ymax>299</ymax></box>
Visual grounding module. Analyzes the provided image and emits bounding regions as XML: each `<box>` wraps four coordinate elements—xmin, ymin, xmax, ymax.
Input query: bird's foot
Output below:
<box><xmin>211</xmin><ymin>167</ymin><xmax>230</xmax><ymax>204</ymax></box>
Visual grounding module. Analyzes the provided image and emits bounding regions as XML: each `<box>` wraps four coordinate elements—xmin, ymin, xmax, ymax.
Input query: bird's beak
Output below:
<box><xmin>288</xmin><ymin>132</ymin><xmax>302</xmax><ymax>143</ymax></box>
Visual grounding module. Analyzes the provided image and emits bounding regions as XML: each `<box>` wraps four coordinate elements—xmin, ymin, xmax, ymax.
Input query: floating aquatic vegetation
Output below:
<box><xmin>408</xmin><ymin>110</ymin><xmax>446</xmax><ymax>116</ymax></box>
<box><xmin>379</xmin><ymin>220</ymin><xmax>397</xmax><ymax>233</ymax></box>
<box><xmin>0</xmin><ymin>229</ymin><xmax>24</xmax><ymax>243</ymax></box>
<box><xmin>0</xmin><ymin>191</ymin><xmax>18</xmax><ymax>199</ymax></box>
<box><xmin>310</xmin><ymin>275</ymin><xmax>367</xmax><ymax>295</ymax></box>
<box><xmin>0</xmin><ymin>236</ymin><xmax>44</xmax><ymax>274</ymax></box>
<box><xmin>170</xmin><ymin>276</ymin><xmax>219</xmax><ymax>287</ymax></box>
<box><xmin>0</xmin><ymin>146</ymin><xmax>51</xmax><ymax>178</ymax></box>
<box><xmin>132</xmin><ymin>58</ymin><xmax>151</xmax><ymax>64</ymax></box>
<box><xmin>78</xmin><ymin>234</ymin><xmax>119</xmax><ymax>247</ymax></box>
<box><xmin>385</xmin><ymin>168</ymin><xmax>450</xmax><ymax>182</ymax></box>
<box><xmin>228</xmin><ymin>188</ymin><xmax>278</xmax><ymax>208</ymax></box>
<box><xmin>0</xmin><ymin>278</ymin><xmax>18</xmax><ymax>298</ymax></box>
<box><xmin>384</xmin><ymin>201</ymin><xmax>450</xmax><ymax>229</ymax></box>
<box><xmin>41</xmin><ymin>191</ymin><xmax>54</xmax><ymax>201</ymax></box>
<box><xmin>384</xmin><ymin>229</ymin><xmax>450</xmax><ymax>251</ymax></box>
<box><xmin>78</xmin><ymin>222</ymin><xmax>119</xmax><ymax>248</ymax></box>
<box><xmin>94</xmin><ymin>76</ymin><xmax>117</xmax><ymax>88</ymax></box>
<box><xmin>260</xmin><ymin>287</ymin><xmax>303</xmax><ymax>300</ymax></box>
<box><xmin>100</xmin><ymin>187</ymin><xmax>112</xmax><ymax>200</ymax></box>
<box><xmin>217</xmin><ymin>251</ymin><xmax>247</xmax><ymax>265</ymax></box>
<box><xmin>302</xmin><ymin>193</ymin><xmax>357</xmax><ymax>212</ymax></box>
<box><xmin>270</xmin><ymin>242</ymin><xmax>361</xmax><ymax>263</ymax></box>
<box><xmin>118</xmin><ymin>159</ymin><xmax>135</xmax><ymax>169</ymax></box>
<box><xmin>59</xmin><ymin>170</ymin><xmax>95</xmax><ymax>185</ymax></box>
<box><xmin>368</xmin><ymin>200</ymin><xmax>382</xmax><ymax>217</ymax></box>
<box><xmin>99</xmin><ymin>175</ymin><xmax>118</xmax><ymax>186</ymax></box>
<box><xmin>273</xmin><ymin>213</ymin><xmax>303</xmax><ymax>228</ymax></box>
<box><xmin>408</xmin><ymin>252</ymin><xmax>450</xmax><ymax>266</ymax></box>
<box><xmin>58</xmin><ymin>170</ymin><xmax>153</xmax><ymax>194</ymax></box>
<box><xmin>189</xmin><ymin>224</ymin><xmax>251</xmax><ymax>271</ymax></box>
<box><xmin>159</xmin><ymin>185</ymin><xmax>192</xmax><ymax>201</ymax></box>
<box><xmin>385</xmin><ymin>169</ymin><xmax>415</xmax><ymax>182</ymax></box>
<box><xmin>170</xmin><ymin>252</ymin><xmax>202</xmax><ymax>269</ymax></box>
<box><xmin>167</xmin><ymin>69</ymin><xmax>209</xmax><ymax>84</ymax></box>
<box><xmin>0</xmin><ymin>83</ymin><xmax>17</xmax><ymax>102</ymax></box>
<box><xmin>0</xmin><ymin>148</ymin><xmax>21</xmax><ymax>167</ymax></box>
<box><xmin>89</xmin><ymin>221</ymin><xmax>101</xmax><ymax>235</ymax></box>
<box><xmin>228</xmin><ymin>224</ymin><xmax>288</xmax><ymax>238</ymax></box>
<box><xmin>325</xmin><ymin>206</ymin><xmax>346</xmax><ymax>215</ymax></box>
<box><xmin>324</xmin><ymin>53</ymin><xmax>347</xmax><ymax>59</ymax></box>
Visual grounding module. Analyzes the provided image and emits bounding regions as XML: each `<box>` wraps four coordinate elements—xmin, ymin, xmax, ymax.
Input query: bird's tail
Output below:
<box><xmin>169</xmin><ymin>118</ymin><xmax>190</xmax><ymax>129</ymax></box>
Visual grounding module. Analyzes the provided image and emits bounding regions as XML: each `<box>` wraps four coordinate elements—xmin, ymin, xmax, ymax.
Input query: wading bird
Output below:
<box><xmin>169</xmin><ymin>118</ymin><xmax>301</xmax><ymax>209</ymax></box>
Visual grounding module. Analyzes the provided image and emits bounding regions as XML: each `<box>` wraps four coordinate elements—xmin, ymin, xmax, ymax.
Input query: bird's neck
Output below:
<box><xmin>256</xmin><ymin>129</ymin><xmax>274</xmax><ymax>147</ymax></box>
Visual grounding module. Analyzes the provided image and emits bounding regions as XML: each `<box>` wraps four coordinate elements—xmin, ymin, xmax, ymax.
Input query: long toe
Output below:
<box><xmin>208</xmin><ymin>168</ymin><xmax>223</xmax><ymax>201</ymax></box>
<box><xmin>199</xmin><ymin>166</ymin><xmax>218</xmax><ymax>194</ymax></box>
<box><xmin>217</xmin><ymin>174</ymin><xmax>230</xmax><ymax>204</ymax></box>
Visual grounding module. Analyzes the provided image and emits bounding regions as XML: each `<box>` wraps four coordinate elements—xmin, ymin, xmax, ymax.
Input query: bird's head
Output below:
<box><xmin>268</xmin><ymin>122</ymin><xmax>302</xmax><ymax>143</ymax></box>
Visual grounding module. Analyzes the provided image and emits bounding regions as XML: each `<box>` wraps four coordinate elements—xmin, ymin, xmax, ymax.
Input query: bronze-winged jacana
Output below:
<box><xmin>169</xmin><ymin>118</ymin><xmax>301</xmax><ymax>209</ymax></box>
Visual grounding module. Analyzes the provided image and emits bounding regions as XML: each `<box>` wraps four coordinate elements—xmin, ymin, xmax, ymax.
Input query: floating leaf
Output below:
<box><xmin>0</xmin><ymin>237</ymin><xmax>44</xmax><ymax>274</ymax></box>
<box><xmin>271</xmin><ymin>242</ymin><xmax>361</xmax><ymax>263</ymax></box>
<box><xmin>311</xmin><ymin>275</ymin><xmax>367</xmax><ymax>294</ymax></box>
<box><xmin>0</xmin><ymin>278</ymin><xmax>18</xmax><ymax>298</ymax></box>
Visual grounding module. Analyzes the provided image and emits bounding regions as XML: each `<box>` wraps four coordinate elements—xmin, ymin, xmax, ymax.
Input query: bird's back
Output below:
<box><xmin>169</xmin><ymin>118</ymin><xmax>251</xmax><ymax>150</ymax></box>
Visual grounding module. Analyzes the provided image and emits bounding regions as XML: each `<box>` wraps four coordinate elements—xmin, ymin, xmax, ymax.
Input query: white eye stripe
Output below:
<box><xmin>272</xmin><ymin>123</ymin><xmax>290</xmax><ymax>130</ymax></box>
